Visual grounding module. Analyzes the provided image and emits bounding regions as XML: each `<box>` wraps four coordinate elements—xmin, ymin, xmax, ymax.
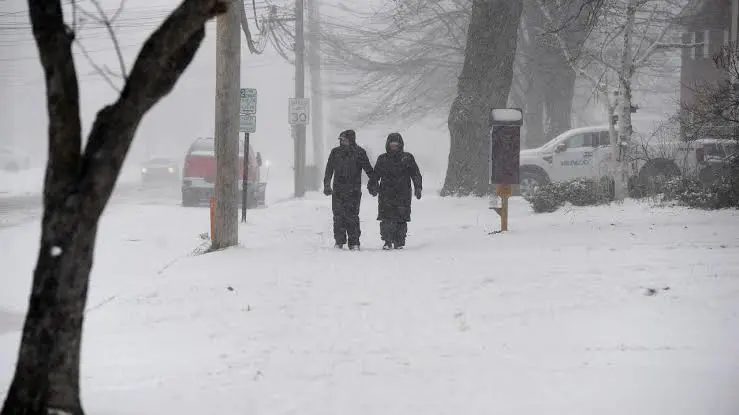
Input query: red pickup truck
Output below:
<box><xmin>181</xmin><ymin>137</ymin><xmax>266</xmax><ymax>207</ymax></box>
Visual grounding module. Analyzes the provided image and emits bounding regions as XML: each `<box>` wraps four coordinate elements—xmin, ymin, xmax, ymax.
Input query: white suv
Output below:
<box><xmin>518</xmin><ymin>125</ymin><xmax>736</xmax><ymax>197</ymax></box>
<box><xmin>518</xmin><ymin>126</ymin><xmax>616</xmax><ymax>196</ymax></box>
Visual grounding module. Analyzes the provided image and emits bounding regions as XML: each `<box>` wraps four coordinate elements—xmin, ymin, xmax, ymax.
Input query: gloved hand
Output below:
<box><xmin>415</xmin><ymin>188</ymin><xmax>422</xmax><ymax>200</ymax></box>
<box><xmin>323</xmin><ymin>187</ymin><xmax>332</xmax><ymax>196</ymax></box>
<box><xmin>369</xmin><ymin>189</ymin><xmax>378</xmax><ymax>197</ymax></box>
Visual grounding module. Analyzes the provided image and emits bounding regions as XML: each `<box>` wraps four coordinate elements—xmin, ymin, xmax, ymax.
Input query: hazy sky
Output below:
<box><xmin>1</xmin><ymin>1</ymin><xmax>296</xmax><ymax>171</ymax></box>
<box><xmin>0</xmin><ymin>0</ymin><xmax>681</xmax><ymax>187</ymax></box>
<box><xmin>0</xmin><ymin>0</ymin><xmax>452</xmax><ymax>185</ymax></box>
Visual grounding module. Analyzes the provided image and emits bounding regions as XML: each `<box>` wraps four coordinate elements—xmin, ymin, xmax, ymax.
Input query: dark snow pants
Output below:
<box><xmin>332</xmin><ymin>189</ymin><xmax>362</xmax><ymax>246</ymax></box>
<box><xmin>380</xmin><ymin>220</ymin><xmax>408</xmax><ymax>246</ymax></box>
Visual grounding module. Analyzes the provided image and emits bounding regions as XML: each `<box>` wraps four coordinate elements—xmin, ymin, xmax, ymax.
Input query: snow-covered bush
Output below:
<box><xmin>526</xmin><ymin>178</ymin><xmax>613</xmax><ymax>213</ymax></box>
<box><xmin>527</xmin><ymin>182</ymin><xmax>565</xmax><ymax>213</ymax></box>
<box><xmin>662</xmin><ymin>158</ymin><xmax>739</xmax><ymax>209</ymax></box>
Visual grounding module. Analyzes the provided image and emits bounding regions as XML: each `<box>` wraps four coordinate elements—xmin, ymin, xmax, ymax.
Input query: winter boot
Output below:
<box><xmin>382</xmin><ymin>241</ymin><xmax>393</xmax><ymax>250</ymax></box>
<box><xmin>334</xmin><ymin>243</ymin><xmax>344</xmax><ymax>249</ymax></box>
<box><xmin>348</xmin><ymin>244</ymin><xmax>360</xmax><ymax>251</ymax></box>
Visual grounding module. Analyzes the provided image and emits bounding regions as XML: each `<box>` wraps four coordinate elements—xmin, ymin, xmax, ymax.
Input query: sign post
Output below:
<box><xmin>210</xmin><ymin>197</ymin><xmax>216</xmax><ymax>240</ymax></box>
<box><xmin>240</xmin><ymin>88</ymin><xmax>257</xmax><ymax>222</ymax></box>
<box><xmin>289</xmin><ymin>98</ymin><xmax>310</xmax><ymax>196</ymax></box>
<box><xmin>489</xmin><ymin>108</ymin><xmax>523</xmax><ymax>233</ymax></box>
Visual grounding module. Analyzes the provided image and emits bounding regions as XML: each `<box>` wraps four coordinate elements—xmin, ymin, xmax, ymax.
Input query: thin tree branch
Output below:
<box><xmin>110</xmin><ymin>0</ymin><xmax>126</xmax><ymax>22</ymax></box>
<box><xmin>239</xmin><ymin>0</ymin><xmax>264</xmax><ymax>54</ymax></box>
<box><xmin>71</xmin><ymin>0</ymin><xmax>79</xmax><ymax>32</ymax></box>
<box><xmin>88</xmin><ymin>0</ymin><xmax>128</xmax><ymax>78</ymax></box>
<box><xmin>252</xmin><ymin>0</ymin><xmax>262</xmax><ymax>31</ymax></box>
<box><xmin>75</xmin><ymin>40</ymin><xmax>121</xmax><ymax>92</ymax></box>
<box><xmin>632</xmin><ymin>2</ymin><xmax>659</xmax><ymax>59</ymax></box>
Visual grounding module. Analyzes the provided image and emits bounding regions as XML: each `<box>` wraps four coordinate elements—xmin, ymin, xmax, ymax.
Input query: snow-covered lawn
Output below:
<box><xmin>1</xmin><ymin>194</ymin><xmax>738</xmax><ymax>414</ymax></box>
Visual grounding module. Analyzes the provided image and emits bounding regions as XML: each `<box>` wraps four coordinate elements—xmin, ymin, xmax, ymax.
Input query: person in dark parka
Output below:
<box><xmin>324</xmin><ymin>129</ymin><xmax>374</xmax><ymax>250</ymax></box>
<box><xmin>368</xmin><ymin>133</ymin><xmax>422</xmax><ymax>249</ymax></box>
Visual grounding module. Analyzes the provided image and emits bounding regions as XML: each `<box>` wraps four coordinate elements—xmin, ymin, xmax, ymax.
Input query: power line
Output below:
<box><xmin>0</xmin><ymin>0</ymin><xmax>302</xmax><ymax>81</ymax></box>
<box><xmin>0</xmin><ymin>59</ymin><xmax>281</xmax><ymax>89</ymax></box>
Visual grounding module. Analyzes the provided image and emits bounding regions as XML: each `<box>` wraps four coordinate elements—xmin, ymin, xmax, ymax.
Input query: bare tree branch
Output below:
<box><xmin>320</xmin><ymin>0</ymin><xmax>471</xmax><ymax>125</ymax></box>
<box><xmin>239</xmin><ymin>0</ymin><xmax>270</xmax><ymax>54</ymax></box>
<box><xmin>75</xmin><ymin>40</ymin><xmax>121</xmax><ymax>92</ymax></box>
<box><xmin>537</xmin><ymin>0</ymin><xmax>610</xmax><ymax>96</ymax></box>
<box><xmin>69</xmin><ymin>0</ymin><xmax>128</xmax><ymax>91</ymax></box>
<box><xmin>85</xmin><ymin>0</ymin><xmax>128</xmax><ymax>77</ymax></box>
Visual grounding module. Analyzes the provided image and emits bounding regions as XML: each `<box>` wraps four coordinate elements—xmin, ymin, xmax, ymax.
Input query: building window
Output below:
<box><xmin>683</xmin><ymin>32</ymin><xmax>694</xmax><ymax>60</ymax></box>
<box><xmin>695</xmin><ymin>31</ymin><xmax>705</xmax><ymax>59</ymax></box>
<box><xmin>704</xmin><ymin>29</ymin><xmax>711</xmax><ymax>57</ymax></box>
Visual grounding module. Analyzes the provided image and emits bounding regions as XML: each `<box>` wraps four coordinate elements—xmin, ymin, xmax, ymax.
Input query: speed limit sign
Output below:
<box><xmin>288</xmin><ymin>98</ymin><xmax>310</xmax><ymax>125</ymax></box>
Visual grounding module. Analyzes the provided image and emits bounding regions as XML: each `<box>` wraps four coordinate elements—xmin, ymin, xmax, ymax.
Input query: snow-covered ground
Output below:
<box><xmin>1</xmin><ymin>190</ymin><xmax>738</xmax><ymax>414</ymax></box>
<box><xmin>0</xmin><ymin>165</ymin><xmax>140</xmax><ymax>197</ymax></box>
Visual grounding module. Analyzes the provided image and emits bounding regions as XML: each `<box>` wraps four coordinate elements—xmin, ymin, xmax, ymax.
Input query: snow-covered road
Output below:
<box><xmin>1</xmin><ymin>192</ymin><xmax>738</xmax><ymax>414</ymax></box>
<box><xmin>0</xmin><ymin>166</ymin><xmax>151</xmax><ymax>228</ymax></box>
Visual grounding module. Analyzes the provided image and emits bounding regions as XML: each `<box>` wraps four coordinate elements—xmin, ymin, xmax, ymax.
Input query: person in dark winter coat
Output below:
<box><xmin>324</xmin><ymin>129</ymin><xmax>374</xmax><ymax>250</ymax></box>
<box><xmin>368</xmin><ymin>133</ymin><xmax>422</xmax><ymax>249</ymax></box>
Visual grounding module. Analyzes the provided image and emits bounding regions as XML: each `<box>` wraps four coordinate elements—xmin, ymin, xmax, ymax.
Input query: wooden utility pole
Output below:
<box><xmin>294</xmin><ymin>0</ymin><xmax>307</xmax><ymax>197</ymax></box>
<box><xmin>307</xmin><ymin>0</ymin><xmax>324</xmax><ymax>189</ymax></box>
<box><xmin>213</xmin><ymin>0</ymin><xmax>241</xmax><ymax>249</ymax></box>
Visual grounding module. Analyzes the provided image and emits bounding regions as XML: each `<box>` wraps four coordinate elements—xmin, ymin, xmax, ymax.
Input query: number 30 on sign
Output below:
<box><xmin>289</xmin><ymin>98</ymin><xmax>310</xmax><ymax>125</ymax></box>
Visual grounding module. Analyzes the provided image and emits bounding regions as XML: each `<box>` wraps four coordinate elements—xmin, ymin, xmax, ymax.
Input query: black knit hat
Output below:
<box><xmin>339</xmin><ymin>129</ymin><xmax>356</xmax><ymax>142</ymax></box>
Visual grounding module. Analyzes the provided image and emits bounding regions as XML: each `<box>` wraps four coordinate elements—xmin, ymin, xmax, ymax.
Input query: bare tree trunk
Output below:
<box><xmin>523</xmin><ymin>0</ymin><xmax>584</xmax><ymax>145</ymax></box>
<box><xmin>523</xmin><ymin>87</ymin><xmax>545</xmax><ymax>148</ymax></box>
<box><xmin>213</xmin><ymin>1</ymin><xmax>240</xmax><ymax>250</ymax></box>
<box><xmin>508</xmin><ymin>69</ymin><xmax>526</xmax><ymax>110</ymax></box>
<box><xmin>516</xmin><ymin>5</ymin><xmax>545</xmax><ymax>149</ymax></box>
<box><xmin>3</xmin><ymin>214</ymin><xmax>99</xmax><ymax>415</ymax></box>
<box><xmin>2</xmin><ymin>1</ymin><xmax>225</xmax><ymax>413</ymax></box>
<box><xmin>541</xmin><ymin>1</ymin><xmax>588</xmax><ymax>141</ymax></box>
<box><xmin>543</xmin><ymin>66</ymin><xmax>575</xmax><ymax>139</ymax></box>
<box><xmin>614</xmin><ymin>0</ymin><xmax>637</xmax><ymax>201</ymax></box>
<box><xmin>443</xmin><ymin>0</ymin><xmax>523</xmax><ymax>196</ymax></box>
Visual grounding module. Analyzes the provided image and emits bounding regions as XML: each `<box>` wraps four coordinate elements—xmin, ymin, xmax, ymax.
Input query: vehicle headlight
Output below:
<box><xmin>168</xmin><ymin>167</ymin><xmax>175</xmax><ymax>173</ymax></box>
<box><xmin>141</xmin><ymin>167</ymin><xmax>148</xmax><ymax>173</ymax></box>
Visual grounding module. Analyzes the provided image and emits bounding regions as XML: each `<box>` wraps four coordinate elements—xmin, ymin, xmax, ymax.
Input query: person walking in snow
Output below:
<box><xmin>323</xmin><ymin>129</ymin><xmax>374</xmax><ymax>250</ymax></box>
<box><xmin>368</xmin><ymin>133</ymin><xmax>422</xmax><ymax>250</ymax></box>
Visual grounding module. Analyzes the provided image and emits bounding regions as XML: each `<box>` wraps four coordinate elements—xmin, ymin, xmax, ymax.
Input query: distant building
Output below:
<box><xmin>680</xmin><ymin>0</ymin><xmax>737</xmax><ymax>110</ymax></box>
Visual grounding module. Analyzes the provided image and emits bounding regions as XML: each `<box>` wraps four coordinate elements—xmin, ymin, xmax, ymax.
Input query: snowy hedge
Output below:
<box><xmin>526</xmin><ymin>178</ymin><xmax>614</xmax><ymax>213</ymax></box>
<box><xmin>662</xmin><ymin>158</ymin><xmax>739</xmax><ymax>209</ymax></box>
<box><xmin>527</xmin><ymin>158</ymin><xmax>738</xmax><ymax>212</ymax></box>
